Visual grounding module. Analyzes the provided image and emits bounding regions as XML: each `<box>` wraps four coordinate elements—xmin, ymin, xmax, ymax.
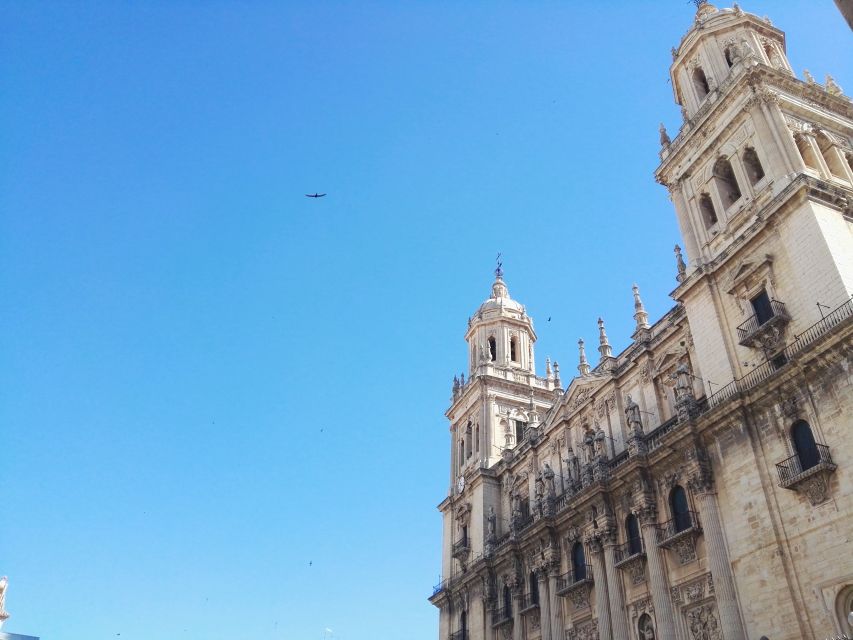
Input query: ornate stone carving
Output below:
<box><xmin>801</xmin><ymin>473</ymin><xmax>831</xmax><ymax>505</ymax></box>
<box><xmin>568</xmin><ymin>583</ymin><xmax>591</xmax><ymax>610</ymax></box>
<box><xmin>672</xmin><ymin>535</ymin><xmax>698</xmax><ymax>564</ymax></box>
<box><xmin>685</xmin><ymin>602</ymin><xmax>722</xmax><ymax>640</ymax></box>
<box><xmin>622</xmin><ymin>554</ymin><xmax>647</xmax><ymax>585</ymax></box>
<box><xmin>566</xmin><ymin>620</ymin><xmax>599</xmax><ymax>640</ymax></box>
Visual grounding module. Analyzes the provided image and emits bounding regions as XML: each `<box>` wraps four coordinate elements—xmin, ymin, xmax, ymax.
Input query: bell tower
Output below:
<box><xmin>656</xmin><ymin>1</ymin><xmax>853</xmax><ymax>396</ymax></box>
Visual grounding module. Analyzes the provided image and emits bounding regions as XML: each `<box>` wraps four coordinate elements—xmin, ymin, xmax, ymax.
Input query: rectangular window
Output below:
<box><xmin>514</xmin><ymin>420</ymin><xmax>527</xmax><ymax>443</ymax></box>
<box><xmin>751</xmin><ymin>290</ymin><xmax>773</xmax><ymax>325</ymax></box>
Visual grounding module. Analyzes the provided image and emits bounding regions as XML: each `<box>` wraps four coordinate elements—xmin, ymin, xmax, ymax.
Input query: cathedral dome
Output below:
<box><xmin>475</xmin><ymin>273</ymin><xmax>524</xmax><ymax>316</ymax></box>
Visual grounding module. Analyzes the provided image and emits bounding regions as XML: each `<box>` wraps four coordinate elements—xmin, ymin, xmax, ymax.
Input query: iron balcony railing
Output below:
<box><xmin>519</xmin><ymin>592</ymin><xmax>540</xmax><ymax>613</ymax></box>
<box><xmin>555</xmin><ymin>567</ymin><xmax>593</xmax><ymax>595</ymax></box>
<box><xmin>452</xmin><ymin>538</ymin><xmax>469</xmax><ymax>555</ymax></box>
<box><xmin>449</xmin><ymin>630</ymin><xmax>467</xmax><ymax>640</ymax></box>
<box><xmin>776</xmin><ymin>443</ymin><xmax>835</xmax><ymax>486</ymax></box>
<box><xmin>657</xmin><ymin>511</ymin><xmax>701</xmax><ymax>545</ymax></box>
<box><xmin>491</xmin><ymin>605</ymin><xmax>512</xmax><ymax>627</ymax></box>
<box><xmin>736</xmin><ymin>299</ymin><xmax>789</xmax><ymax>342</ymax></box>
<box><xmin>709</xmin><ymin>297</ymin><xmax>853</xmax><ymax>410</ymax></box>
<box><xmin>613</xmin><ymin>539</ymin><xmax>645</xmax><ymax>565</ymax></box>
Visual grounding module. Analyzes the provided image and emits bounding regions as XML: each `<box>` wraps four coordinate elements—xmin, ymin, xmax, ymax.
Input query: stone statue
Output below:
<box><xmin>625</xmin><ymin>394</ymin><xmax>644</xmax><ymax>435</ymax></box>
<box><xmin>543</xmin><ymin>463</ymin><xmax>556</xmax><ymax>497</ymax></box>
<box><xmin>803</xmin><ymin>69</ymin><xmax>816</xmax><ymax>84</ymax></box>
<box><xmin>487</xmin><ymin>506</ymin><xmax>497</xmax><ymax>538</ymax></box>
<box><xmin>674</xmin><ymin>245</ymin><xmax>687</xmax><ymax>282</ymax></box>
<box><xmin>675</xmin><ymin>362</ymin><xmax>693</xmax><ymax>396</ymax></box>
<box><xmin>535</xmin><ymin>471</ymin><xmax>545</xmax><ymax>500</ymax></box>
<box><xmin>0</xmin><ymin>576</ymin><xmax>8</xmax><ymax>623</ymax></box>
<box><xmin>594</xmin><ymin>428</ymin><xmax>606</xmax><ymax>458</ymax></box>
<box><xmin>659</xmin><ymin>122</ymin><xmax>671</xmax><ymax>147</ymax></box>
<box><xmin>826</xmin><ymin>75</ymin><xmax>844</xmax><ymax>96</ymax></box>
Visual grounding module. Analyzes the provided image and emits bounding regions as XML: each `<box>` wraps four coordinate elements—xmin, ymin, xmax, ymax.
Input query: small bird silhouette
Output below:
<box><xmin>305</xmin><ymin>193</ymin><xmax>326</xmax><ymax>198</ymax></box>
<box><xmin>547</xmin><ymin>317</ymin><xmax>552</xmax><ymax>322</ymax></box>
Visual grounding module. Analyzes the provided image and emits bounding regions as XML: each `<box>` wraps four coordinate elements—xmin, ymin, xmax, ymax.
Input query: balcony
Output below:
<box><xmin>452</xmin><ymin>538</ymin><xmax>470</xmax><ymax>561</ymax></box>
<box><xmin>450</xmin><ymin>631</ymin><xmax>467</xmax><ymax>640</ymax></box>
<box><xmin>614</xmin><ymin>540</ymin><xmax>647</xmax><ymax>585</ymax></box>
<box><xmin>491</xmin><ymin>605</ymin><xmax>513</xmax><ymax>628</ymax></box>
<box><xmin>555</xmin><ymin>567</ymin><xmax>593</xmax><ymax>610</ymax></box>
<box><xmin>657</xmin><ymin>511</ymin><xmax>701</xmax><ymax>546</ymax></box>
<box><xmin>737</xmin><ymin>299</ymin><xmax>790</xmax><ymax>350</ymax></box>
<box><xmin>657</xmin><ymin>511</ymin><xmax>702</xmax><ymax>565</ymax></box>
<box><xmin>518</xmin><ymin>592</ymin><xmax>540</xmax><ymax>615</ymax></box>
<box><xmin>613</xmin><ymin>540</ymin><xmax>644</xmax><ymax>566</ymax></box>
<box><xmin>776</xmin><ymin>443</ymin><xmax>837</xmax><ymax>505</ymax></box>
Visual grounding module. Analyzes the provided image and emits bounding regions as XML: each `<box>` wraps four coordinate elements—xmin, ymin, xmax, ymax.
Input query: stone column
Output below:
<box><xmin>638</xmin><ymin>505</ymin><xmax>677</xmax><ymax>639</ymax></box>
<box><xmin>587</xmin><ymin>535</ymin><xmax>613</xmax><ymax>640</ymax></box>
<box><xmin>548</xmin><ymin>565</ymin><xmax>564</xmax><ymax>640</ymax></box>
<box><xmin>537</xmin><ymin>570</ymin><xmax>552</xmax><ymax>640</ymax></box>
<box><xmin>512</xmin><ymin>589</ymin><xmax>523</xmax><ymax>640</ymax></box>
<box><xmin>693</xmin><ymin>482</ymin><xmax>747</xmax><ymax>640</ymax></box>
<box><xmin>601</xmin><ymin>529</ymin><xmax>631</xmax><ymax>640</ymax></box>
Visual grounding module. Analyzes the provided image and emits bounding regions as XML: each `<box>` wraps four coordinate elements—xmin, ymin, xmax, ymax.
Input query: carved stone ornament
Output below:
<box><xmin>781</xmin><ymin>394</ymin><xmax>798</xmax><ymax>418</ymax></box>
<box><xmin>622</xmin><ymin>554</ymin><xmax>647</xmax><ymax>585</ymax></box>
<box><xmin>566</xmin><ymin>620</ymin><xmax>599</xmax><ymax>640</ymax></box>
<box><xmin>672</xmin><ymin>534</ymin><xmax>698</xmax><ymax>565</ymax></box>
<box><xmin>685</xmin><ymin>602</ymin><xmax>722</xmax><ymax>640</ymax></box>
<box><xmin>801</xmin><ymin>473</ymin><xmax>831</xmax><ymax>505</ymax></box>
<box><xmin>568</xmin><ymin>582</ymin><xmax>592</xmax><ymax>610</ymax></box>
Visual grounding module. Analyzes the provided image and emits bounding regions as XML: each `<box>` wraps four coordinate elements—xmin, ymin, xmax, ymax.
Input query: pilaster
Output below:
<box><xmin>638</xmin><ymin>504</ymin><xmax>678</xmax><ymax>639</ymax></box>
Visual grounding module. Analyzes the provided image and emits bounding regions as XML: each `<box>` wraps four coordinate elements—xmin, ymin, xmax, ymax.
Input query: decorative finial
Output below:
<box><xmin>578</xmin><ymin>339</ymin><xmax>591</xmax><ymax>376</ymax></box>
<box><xmin>598</xmin><ymin>317</ymin><xmax>613</xmax><ymax>360</ymax></box>
<box><xmin>553</xmin><ymin>361</ymin><xmax>561</xmax><ymax>387</ymax></box>
<box><xmin>803</xmin><ymin>69</ymin><xmax>816</xmax><ymax>84</ymax></box>
<box><xmin>674</xmin><ymin>245</ymin><xmax>687</xmax><ymax>282</ymax></box>
<box><xmin>659</xmin><ymin>122</ymin><xmax>671</xmax><ymax>147</ymax></box>
<box><xmin>495</xmin><ymin>251</ymin><xmax>503</xmax><ymax>278</ymax></box>
<box><xmin>732</xmin><ymin>2</ymin><xmax>742</xmax><ymax>15</ymax></box>
<box><xmin>633</xmin><ymin>284</ymin><xmax>650</xmax><ymax>330</ymax></box>
<box><xmin>545</xmin><ymin>356</ymin><xmax>553</xmax><ymax>378</ymax></box>
<box><xmin>825</xmin><ymin>75</ymin><xmax>843</xmax><ymax>96</ymax></box>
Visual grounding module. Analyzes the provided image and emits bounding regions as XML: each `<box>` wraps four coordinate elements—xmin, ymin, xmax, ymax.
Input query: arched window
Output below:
<box><xmin>529</xmin><ymin>572</ymin><xmax>539</xmax><ymax>604</ymax></box>
<box><xmin>638</xmin><ymin>613</ymin><xmax>656</xmax><ymax>639</ymax></box>
<box><xmin>670</xmin><ymin>485</ymin><xmax>691</xmax><ymax>533</ymax></box>
<box><xmin>692</xmin><ymin>67</ymin><xmax>710</xmax><ymax>100</ymax></box>
<box><xmin>460</xmin><ymin>611</ymin><xmax>467</xmax><ymax>636</ymax></box>
<box><xmin>699</xmin><ymin>193</ymin><xmax>718</xmax><ymax>229</ymax></box>
<box><xmin>816</xmin><ymin>132</ymin><xmax>848</xmax><ymax>179</ymax></box>
<box><xmin>475</xmin><ymin>424</ymin><xmax>480</xmax><ymax>453</ymax></box>
<box><xmin>795</xmin><ymin>134</ymin><xmax>821</xmax><ymax>172</ymax></box>
<box><xmin>503</xmin><ymin>585</ymin><xmax>512</xmax><ymax>614</ymax></box>
<box><xmin>571</xmin><ymin>542</ymin><xmax>587</xmax><ymax>580</ymax></box>
<box><xmin>459</xmin><ymin>439</ymin><xmax>465</xmax><ymax>465</ymax></box>
<box><xmin>625</xmin><ymin>513</ymin><xmax>642</xmax><ymax>555</ymax></box>
<box><xmin>510</xmin><ymin>337</ymin><xmax>518</xmax><ymax>362</ymax></box>
<box><xmin>724</xmin><ymin>46</ymin><xmax>736</xmax><ymax>67</ymax></box>
<box><xmin>742</xmin><ymin>147</ymin><xmax>765</xmax><ymax>185</ymax></box>
<box><xmin>713</xmin><ymin>157</ymin><xmax>742</xmax><ymax>208</ymax></box>
<box><xmin>488</xmin><ymin>336</ymin><xmax>497</xmax><ymax>362</ymax></box>
<box><xmin>792</xmin><ymin>420</ymin><xmax>820</xmax><ymax>472</ymax></box>
<box><xmin>466</xmin><ymin>422</ymin><xmax>473</xmax><ymax>459</ymax></box>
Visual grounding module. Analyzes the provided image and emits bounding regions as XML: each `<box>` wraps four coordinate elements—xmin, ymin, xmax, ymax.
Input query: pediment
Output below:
<box><xmin>727</xmin><ymin>254</ymin><xmax>774</xmax><ymax>296</ymax></box>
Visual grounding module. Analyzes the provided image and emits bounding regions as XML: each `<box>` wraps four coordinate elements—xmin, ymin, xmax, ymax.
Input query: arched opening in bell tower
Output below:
<box><xmin>712</xmin><ymin>157</ymin><xmax>742</xmax><ymax>208</ymax></box>
<box><xmin>692</xmin><ymin>66</ymin><xmax>710</xmax><ymax>101</ymax></box>
<box><xmin>488</xmin><ymin>336</ymin><xmax>497</xmax><ymax>362</ymax></box>
<box><xmin>699</xmin><ymin>193</ymin><xmax>718</xmax><ymax>229</ymax></box>
<box><xmin>742</xmin><ymin>147</ymin><xmax>765</xmax><ymax>185</ymax></box>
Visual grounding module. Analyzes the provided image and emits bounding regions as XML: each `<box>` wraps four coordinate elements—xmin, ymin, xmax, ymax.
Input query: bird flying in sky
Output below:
<box><xmin>305</xmin><ymin>193</ymin><xmax>326</xmax><ymax>198</ymax></box>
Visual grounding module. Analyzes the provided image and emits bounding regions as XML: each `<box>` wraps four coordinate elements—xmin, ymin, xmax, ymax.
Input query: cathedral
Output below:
<box><xmin>429</xmin><ymin>3</ymin><xmax>853</xmax><ymax>640</ymax></box>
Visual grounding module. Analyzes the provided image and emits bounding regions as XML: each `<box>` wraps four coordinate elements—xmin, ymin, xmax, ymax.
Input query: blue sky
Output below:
<box><xmin>1</xmin><ymin>2</ymin><xmax>850</xmax><ymax>639</ymax></box>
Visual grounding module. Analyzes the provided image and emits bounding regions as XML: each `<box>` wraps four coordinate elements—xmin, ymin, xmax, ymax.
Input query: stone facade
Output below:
<box><xmin>430</xmin><ymin>4</ymin><xmax>853</xmax><ymax>640</ymax></box>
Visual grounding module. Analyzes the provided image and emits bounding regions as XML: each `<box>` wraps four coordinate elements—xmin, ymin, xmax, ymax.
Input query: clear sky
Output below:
<box><xmin>1</xmin><ymin>2</ymin><xmax>850</xmax><ymax>639</ymax></box>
